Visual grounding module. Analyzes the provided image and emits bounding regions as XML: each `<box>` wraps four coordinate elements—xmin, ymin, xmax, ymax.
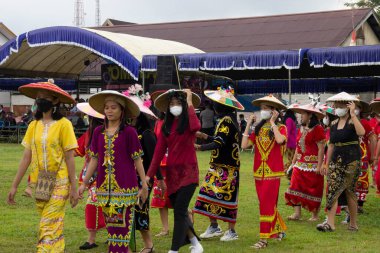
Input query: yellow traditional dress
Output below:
<box><xmin>22</xmin><ymin>118</ymin><xmax>78</xmax><ymax>252</ymax></box>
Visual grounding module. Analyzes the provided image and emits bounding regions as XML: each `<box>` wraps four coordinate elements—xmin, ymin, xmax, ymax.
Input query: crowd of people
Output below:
<box><xmin>5</xmin><ymin>79</ymin><xmax>380</xmax><ymax>253</ymax></box>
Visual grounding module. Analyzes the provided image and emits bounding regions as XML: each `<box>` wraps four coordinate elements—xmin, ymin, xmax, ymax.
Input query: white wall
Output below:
<box><xmin>0</xmin><ymin>92</ymin><xmax>11</xmax><ymax>106</ymax></box>
<box><xmin>11</xmin><ymin>95</ymin><xmax>35</xmax><ymax>106</ymax></box>
<box><xmin>341</xmin><ymin>22</ymin><xmax>380</xmax><ymax>46</ymax></box>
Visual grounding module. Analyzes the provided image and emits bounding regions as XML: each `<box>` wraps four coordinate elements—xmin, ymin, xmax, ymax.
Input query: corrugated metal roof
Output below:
<box><xmin>94</xmin><ymin>8</ymin><xmax>377</xmax><ymax>52</ymax></box>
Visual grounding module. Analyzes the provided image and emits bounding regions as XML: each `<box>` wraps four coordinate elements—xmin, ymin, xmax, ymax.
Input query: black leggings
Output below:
<box><xmin>169</xmin><ymin>183</ymin><xmax>199</xmax><ymax>251</ymax></box>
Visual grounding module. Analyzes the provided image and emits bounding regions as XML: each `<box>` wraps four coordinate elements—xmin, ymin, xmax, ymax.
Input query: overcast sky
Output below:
<box><xmin>1</xmin><ymin>0</ymin><xmax>349</xmax><ymax>35</ymax></box>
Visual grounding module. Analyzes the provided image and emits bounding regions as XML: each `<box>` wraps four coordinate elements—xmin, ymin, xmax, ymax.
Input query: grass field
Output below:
<box><xmin>1</xmin><ymin>143</ymin><xmax>380</xmax><ymax>253</ymax></box>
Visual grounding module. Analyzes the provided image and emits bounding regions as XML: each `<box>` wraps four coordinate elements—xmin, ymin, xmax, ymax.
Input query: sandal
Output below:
<box><xmin>251</xmin><ymin>239</ymin><xmax>268</xmax><ymax>249</ymax></box>
<box><xmin>139</xmin><ymin>246</ymin><xmax>154</xmax><ymax>253</ymax></box>
<box><xmin>79</xmin><ymin>242</ymin><xmax>98</xmax><ymax>250</ymax></box>
<box><xmin>348</xmin><ymin>225</ymin><xmax>359</xmax><ymax>232</ymax></box>
<box><xmin>308</xmin><ymin>217</ymin><xmax>319</xmax><ymax>222</ymax></box>
<box><xmin>277</xmin><ymin>232</ymin><xmax>286</xmax><ymax>241</ymax></box>
<box><xmin>155</xmin><ymin>230</ymin><xmax>169</xmax><ymax>237</ymax></box>
<box><xmin>287</xmin><ymin>214</ymin><xmax>300</xmax><ymax>221</ymax></box>
<box><xmin>316</xmin><ymin>222</ymin><xmax>335</xmax><ymax>232</ymax></box>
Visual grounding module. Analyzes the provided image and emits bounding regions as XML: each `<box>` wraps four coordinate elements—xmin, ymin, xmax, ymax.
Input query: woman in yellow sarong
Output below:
<box><xmin>7</xmin><ymin>80</ymin><xmax>79</xmax><ymax>252</ymax></box>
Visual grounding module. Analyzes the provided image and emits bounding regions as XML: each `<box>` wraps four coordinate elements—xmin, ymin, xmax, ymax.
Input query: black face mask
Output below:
<box><xmin>36</xmin><ymin>98</ymin><xmax>54</xmax><ymax>113</ymax></box>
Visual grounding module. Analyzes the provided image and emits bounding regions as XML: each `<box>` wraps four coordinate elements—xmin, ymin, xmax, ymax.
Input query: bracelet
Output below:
<box><xmin>271</xmin><ymin>124</ymin><xmax>277</xmax><ymax>130</ymax></box>
<box><xmin>242</xmin><ymin>134</ymin><xmax>249</xmax><ymax>137</ymax></box>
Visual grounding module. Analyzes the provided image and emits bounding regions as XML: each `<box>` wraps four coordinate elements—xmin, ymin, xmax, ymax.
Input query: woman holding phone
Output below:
<box><xmin>241</xmin><ymin>94</ymin><xmax>288</xmax><ymax>249</ymax></box>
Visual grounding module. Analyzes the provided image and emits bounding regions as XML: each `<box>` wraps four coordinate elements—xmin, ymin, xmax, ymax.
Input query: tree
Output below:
<box><xmin>345</xmin><ymin>0</ymin><xmax>380</xmax><ymax>15</ymax></box>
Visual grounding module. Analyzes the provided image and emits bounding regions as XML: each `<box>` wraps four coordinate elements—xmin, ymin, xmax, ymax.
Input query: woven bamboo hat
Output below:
<box><xmin>154</xmin><ymin>89</ymin><xmax>200</xmax><ymax>112</ymax></box>
<box><xmin>251</xmin><ymin>94</ymin><xmax>287</xmax><ymax>110</ymax></box>
<box><xmin>204</xmin><ymin>87</ymin><xmax>244</xmax><ymax>110</ymax></box>
<box><xmin>89</xmin><ymin>90</ymin><xmax>140</xmax><ymax>118</ymax></box>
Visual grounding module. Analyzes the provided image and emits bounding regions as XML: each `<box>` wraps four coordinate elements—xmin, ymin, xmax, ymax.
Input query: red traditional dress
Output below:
<box><xmin>374</xmin><ymin>122</ymin><xmax>380</xmax><ymax>196</ymax></box>
<box><xmin>151</xmin><ymin>119</ymin><xmax>172</xmax><ymax>209</ymax></box>
<box><xmin>76</xmin><ymin>131</ymin><xmax>106</xmax><ymax>232</ymax></box>
<box><xmin>248</xmin><ymin>122</ymin><xmax>287</xmax><ymax>239</ymax></box>
<box><xmin>285</xmin><ymin>125</ymin><xmax>325</xmax><ymax>211</ymax></box>
<box><xmin>355</xmin><ymin>119</ymin><xmax>374</xmax><ymax>202</ymax></box>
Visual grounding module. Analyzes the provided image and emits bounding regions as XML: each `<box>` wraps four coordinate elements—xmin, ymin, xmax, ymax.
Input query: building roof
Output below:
<box><xmin>0</xmin><ymin>22</ymin><xmax>16</xmax><ymax>40</ymax></box>
<box><xmin>102</xmin><ymin>18</ymin><xmax>136</xmax><ymax>26</ymax></box>
<box><xmin>94</xmin><ymin>8</ymin><xmax>379</xmax><ymax>52</ymax></box>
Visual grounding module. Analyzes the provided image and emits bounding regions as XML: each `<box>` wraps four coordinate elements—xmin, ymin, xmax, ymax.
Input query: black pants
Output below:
<box><xmin>169</xmin><ymin>183</ymin><xmax>199</xmax><ymax>251</ymax></box>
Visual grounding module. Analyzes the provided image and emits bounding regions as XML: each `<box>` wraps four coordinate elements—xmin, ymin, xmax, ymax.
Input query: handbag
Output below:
<box><xmin>35</xmin><ymin>169</ymin><xmax>58</xmax><ymax>201</ymax></box>
<box><xmin>33</xmin><ymin>121</ymin><xmax>61</xmax><ymax>201</ymax></box>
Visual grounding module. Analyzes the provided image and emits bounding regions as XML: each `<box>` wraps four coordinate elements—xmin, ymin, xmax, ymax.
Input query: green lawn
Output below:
<box><xmin>1</xmin><ymin>143</ymin><xmax>380</xmax><ymax>253</ymax></box>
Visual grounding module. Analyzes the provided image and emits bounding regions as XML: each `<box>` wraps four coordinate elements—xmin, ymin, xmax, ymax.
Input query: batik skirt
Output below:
<box><xmin>194</xmin><ymin>164</ymin><xmax>239</xmax><ymax>223</ymax></box>
<box><xmin>36</xmin><ymin>178</ymin><xmax>69</xmax><ymax>253</ymax></box>
<box><xmin>326</xmin><ymin>158</ymin><xmax>361</xmax><ymax>210</ymax></box>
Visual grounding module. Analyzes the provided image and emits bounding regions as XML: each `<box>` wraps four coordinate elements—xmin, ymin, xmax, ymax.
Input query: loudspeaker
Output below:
<box><xmin>156</xmin><ymin>55</ymin><xmax>179</xmax><ymax>87</ymax></box>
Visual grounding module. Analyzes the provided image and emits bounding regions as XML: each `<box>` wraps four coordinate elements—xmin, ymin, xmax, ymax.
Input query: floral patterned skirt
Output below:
<box><xmin>326</xmin><ymin>158</ymin><xmax>360</xmax><ymax>210</ymax></box>
<box><xmin>193</xmin><ymin>164</ymin><xmax>239</xmax><ymax>223</ymax></box>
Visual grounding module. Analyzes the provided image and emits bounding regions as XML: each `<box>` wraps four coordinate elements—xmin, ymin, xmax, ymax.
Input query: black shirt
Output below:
<box><xmin>330</xmin><ymin>119</ymin><xmax>361</xmax><ymax>164</ymax></box>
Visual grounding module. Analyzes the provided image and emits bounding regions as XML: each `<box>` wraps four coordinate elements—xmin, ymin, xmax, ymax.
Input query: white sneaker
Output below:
<box><xmin>220</xmin><ymin>229</ymin><xmax>239</xmax><ymax>241</ymax></box>
<box><xmin>189</xmin><ymin>244</ymin><xmax>204</xmax><ymax>253</ymax></box>
<box><xmin>199</xmin><ymin>225</ymin><xmax>223</xmax><ymax>239</ymax></box>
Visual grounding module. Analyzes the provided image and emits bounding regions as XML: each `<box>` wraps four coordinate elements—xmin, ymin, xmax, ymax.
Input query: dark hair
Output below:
<box><xmin>157</xmin><ymin>111</ymin><xmax>165</xmax><ymax>120</ymax></box>
<box><xmin>102</xmin><ymin>102</ymin><xmax>127</xmax><ymax>132</ymax></box>
<box><xmin>254</xmin><ymin>107</ymin><xmax>281</xmax><ymax>139</ymax></box>
<box><xmin>308</xmin><ymin>114</ymin><xmax>320</xmax><ymax>128</ymax></box>
<box><xmin>239</xmin><ymin>114</ymin><xmax>244</xmax><ymax>118</ymax></box>
<box><xmin>213</xmin><ymin>102</ymin><xmax>239</xmax><ymax>131</ymax></box>
<box><xmin>136</xmin><ymin>112</ymin><xmax>153</xmax><ymax>134</ymax></box>
<box><xmin>162</xmin><ymin>91</ymin><xmax>189</xmax><ymax>136</ymax></box>
<box><xmin>87</xmin><ymin>116</ymin><xmax>103</xmax><ymax>149</ymax></box>
<box><xmin>283</xmin><ymin>109</ymin><xmax>296</xmax><ymax>123</ymax></box>
<box><xmin>34</xmin><ymin>103</ymin><xmax>64</xmax><ymax>121</ymax></box>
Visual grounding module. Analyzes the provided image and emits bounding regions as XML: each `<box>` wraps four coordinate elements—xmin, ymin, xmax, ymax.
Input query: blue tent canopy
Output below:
<box><xmin>142</xmin><ymin>49</ymin><xmax>306</xmax><ymax>72</ymax></box>
<box><xmin>307</xmin><ymin>45</ymin><xmax>380</xmax><ymax>68</ymax></box>
<box><xmin>0</xmin><ymin>78</ymin><xmax>76</xmax><ymax>91</ymax></box>
<box><xmin>237</xmin><ymin>77</ymin><xmax>380</xmax><ymax>94</ymax></box>
<box><xmin>0</xmin><ymin>26</ymin><xmax>141</xmax><ymax>80</ymax></box>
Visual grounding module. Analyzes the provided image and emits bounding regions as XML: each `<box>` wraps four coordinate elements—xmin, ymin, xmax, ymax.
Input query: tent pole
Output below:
<box><xmin>76</xmin><ymin>78</ymin><xmax>80</xmax><ymax>100</ymax></box>
<box><xmin>142</xmin><ymin>71</ymin><xmax>145</xmax><ymax>91</ymax></box>
<box><xmin>288</xmin><ymin>69</ymin><xmax>292</xmax><ymax>104</ymax></box>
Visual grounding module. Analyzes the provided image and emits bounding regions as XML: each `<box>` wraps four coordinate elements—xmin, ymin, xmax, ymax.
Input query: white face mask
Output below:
<box><xmin>354</xmin><ymin>109</ymin><xmax>360</xmax><ymax>116</ymax></box>
<box><xmin>323</xmin><ymin>117</ymin><xmax>330</xmax><ymax>126</ymax></box>
<box><xmin>170</xmin><ymin>105</ymin><xmax>183</xmax><ymax>117</ymax></box>
<box><xmin>260</xmin><ymin>110</ymin><xmax>272</xmax><ymax>120</ymax></box>
<box><xmin>335</xmin><ymin>108</ymin><xmax>348</xmax><ymax>117</ymax></box>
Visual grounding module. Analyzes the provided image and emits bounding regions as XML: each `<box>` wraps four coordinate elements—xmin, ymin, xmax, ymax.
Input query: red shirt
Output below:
<box><xmin>294</xmin><ymin>125</ymin><xmax>325</xmax><ymax>172</ymax></box>
<box><xmin>249</xmin><ymin>122</ymin><xmax>287</xmax><ymax>178</ymax></box>
<box><xmin>148</xmin><ymin>106</ymin><xmax>201</xmax><ymax>196</ymax></box>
